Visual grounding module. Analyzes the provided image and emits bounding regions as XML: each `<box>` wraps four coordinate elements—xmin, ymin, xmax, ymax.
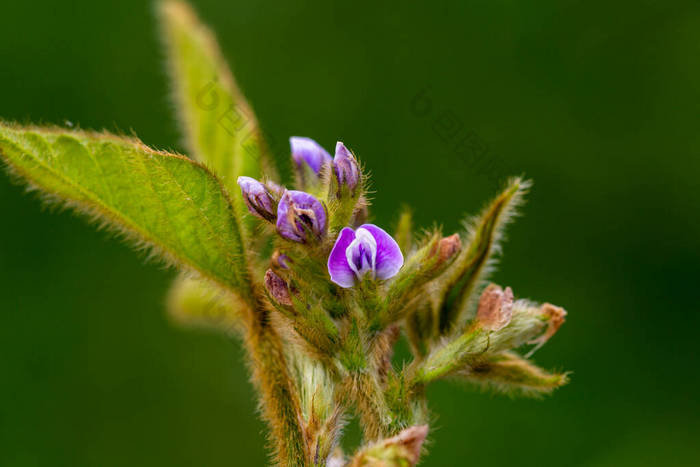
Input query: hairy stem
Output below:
<box><xmin>342</xmin><ymin>371</ymin><xmax>391</xmax><ymax>441</ymax></box>
<box><xmin>242</xmin><ymin>297</ymin><xmax>308</xmax><ymax>466</ymax></box>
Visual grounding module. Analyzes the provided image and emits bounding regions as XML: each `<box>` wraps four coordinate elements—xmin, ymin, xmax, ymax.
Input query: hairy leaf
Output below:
<box><xmin>437</xmin><ymin>177</ymin><xmax>530</xmax><ymax>333</ymax></box>
<box><xmin>159</xmin><ymin>0</ymin><xmax>275</xmax><ymax>236</ymax></box>
<box><xmin>167</xmin><ymin>274</ymin><xmax>244</xmax><ymax>334</ymax></box>
<box><xmin>0</xmin><ymin>122</ymin><xmax>251</xmax><ymax>297</ymax></box>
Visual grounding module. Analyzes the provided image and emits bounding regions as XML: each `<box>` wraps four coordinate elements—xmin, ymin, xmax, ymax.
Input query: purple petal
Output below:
<box><xmin>335</xmin><ymin>142</ymin><xmax>353</xmax><ymax>162</ymax></box>
<box><xmin>327</xmin><ymin>228</ymin><xmax>357</xmax><ymax>288</ymax></box>
<box><xmin>276</xmin><ymin>190</ymin><xmax>327</xmax><ymax>242</ymax></box>
<box><xmin>347</xmin><ymin>227</ymin><xmax>377</xmax><ymax>278</ymax></box>
<box><xmin>360</xmin><ymin>224</ymin><xmax>404</xmax><ymax>280</ymax></box>
<box><xmin>290</xmin><ymin>137</ymin><xmax>332</xmax><ymax>173</ymax></box>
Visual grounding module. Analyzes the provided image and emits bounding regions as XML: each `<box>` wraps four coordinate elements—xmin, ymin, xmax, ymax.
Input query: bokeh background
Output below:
<box><xmin>1</xmin><ymin>0</ymin><xmax>699</xmax><ymax>465</ymax></box>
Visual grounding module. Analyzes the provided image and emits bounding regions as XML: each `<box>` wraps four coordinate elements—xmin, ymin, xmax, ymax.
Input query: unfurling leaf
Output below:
<box><xmin>167</xmin><ymin>274</ymin><xmax>243</xmax><ymax>334</ymax></box>
<box><xmin>158</xmin><ymin>0</ymin><xmax>276</xmax><ymax>236</ymax></box>
<box><xmin>458</xmin><ymin>351</ymin><xmax>569</xmax><ymax>397</ymax></box>
<box><xmin>0</xmin><ymin>122</ymin><xmax>251</xmax><ymax>298</ymax></box>
<box><xmin>436</xmin><ymin>177</ymin><xmax>530</xmax><ymax>334</ymax></box>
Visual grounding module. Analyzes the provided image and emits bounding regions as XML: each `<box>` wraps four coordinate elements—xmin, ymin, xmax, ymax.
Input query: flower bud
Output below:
<box><xmin>271</xmin><ymin>250</ymin><xmax>290</xmax><ymax>269</ymax></box>
<box><xmin>237</xmin><ymin>176</ymin><xmax>276</xmax><ymax>222</ymax></box>
<box><xmin>264</xmin><ymin>180</ymin><xmax>285</xmax><ymax>199</ymax></box>
<box><xmin>264</xmin><ymin>269</ymin><xmax>292</xmax><ymax>306</ymax></box>
<box><xmin>276</xmin><ymin>190</ymin><xmax>327</xmax><ymax>243</ymax></box>
<box><xmin>424</xmin><ymin>233</ymin><xmax>462</xmax><ymax>275</ymax></box>
<box><xmin>349</xmin><ymin>425</ymin><xmax>428</xmax><ymax>467</ymax></box>
<box><xmin>529</xmin><ymin>303</ymin><xmax>567</xmax><ymax>346</ymax></box>
<box><xmin>436</xmin><ymin>233</ymin><xmax>461</xmax><ymax>265</ymax></box>
<box><xmin>333</xmin><ymin>142</ymin><xmax>360</xmax><ymax>192</ymax></box>
<box><xmin>290</xmin><ymin>136</ymin><xmax>332</xmax><ymax>174</ymax></box>
<box><xmin>476</xmin><ymin>284</ymin><xmax>514</xmax><ymax>331</ymax></box>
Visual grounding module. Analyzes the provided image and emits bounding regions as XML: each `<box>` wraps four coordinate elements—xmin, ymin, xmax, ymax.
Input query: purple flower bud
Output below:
<box><xmin>327</xmin><ymin>224</ymin><xmax>404</xmax><ymax>288</ymax></box>
<box><xmin>333</xmin><ymin>142</ymin><xmax>360</xmax><ymax>192</ymax></box>
<box><xmin>264</xmin><ymin>180</ymin><xmax>285</xmax><ymax>199</ymax></box>
<box><xmin>271</xmin><ymin>250</ymin><xmax>290</xmax><ymax>269</ymax></box>
<box><xmin>290</xmin><ymin>136</ymin><xmax>332</xmax><ymax>174</ymax></box>
<box><xmin>276</xmin><ymin>190</ymin><xmax>327</xmax><ymax>243</ymax></box>
<box><xmin>237</xmin><ymin>176</ymin><xmax>276</xmax><ymax>222</ymax></box>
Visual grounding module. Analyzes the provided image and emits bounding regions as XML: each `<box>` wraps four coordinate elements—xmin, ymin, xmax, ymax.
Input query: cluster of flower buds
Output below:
<box><xmin>237</xmin><ymin>174</ymin><xmax>327</xmax><ymax>243</ymax></box>
<box><xmin>238</xmin><ymin>138</ymin><xmax>399</xmax><ymax>286</ymax></box>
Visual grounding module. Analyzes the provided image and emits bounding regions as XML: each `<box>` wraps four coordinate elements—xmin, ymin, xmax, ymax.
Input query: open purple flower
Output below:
<box><xmin>333</xmin><ymin>142</ymin><xmax>360</xmax><ymax>192</ymax></box>
<box><xmin>290</xmin><ymin>136</ymin><xmax>332</xmax><ymax>174</ymax></box>
<box><xmin>276</xmin><ymin>190</ymin><xmax>327</xmax><ymax>242</ymax></box>
<box><xmin>327</xmin><ymin>224</ymin><xmax>404</xmax><ymax>288</ymax></box>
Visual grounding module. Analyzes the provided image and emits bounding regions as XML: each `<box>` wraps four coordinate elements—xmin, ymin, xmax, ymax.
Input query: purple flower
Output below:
<box><xmin>327</xmin><ymin>224</ymin><xmax>404</xmax><ymax>288</ymax></box>
<box><xmin>333</xmin><ymin>142</ymin><xmax>360</xmax><ymax>192</ymax></box>
<box><xmin>290</xmin><ymin>136</ymin><xmax>332</xmax><ymax>174</ymax></box>
<box><xmin>276</xmin><ymin>190</ymin><xmax>327</xmax><ymax>242</ymax></box>
<box><xmin>237</xmin><ymin>176</ymin><xmax>276</xmax><ymax>221</ymax></box>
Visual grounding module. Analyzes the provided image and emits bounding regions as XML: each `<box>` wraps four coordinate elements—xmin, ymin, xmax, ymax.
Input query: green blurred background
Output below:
<box><xmin>1</xmin><ymin>0</ymin><xmax>699</xmax><ymax>465</ymax></box>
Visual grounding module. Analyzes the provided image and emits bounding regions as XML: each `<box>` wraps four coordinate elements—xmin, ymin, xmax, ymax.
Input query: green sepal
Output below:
<box><xmin>348</xmin><ymin>425</ymin><xmax>428</xmax><ymax>467</ymax></box>
<box><xmin>457</xmin><ymin>351</ymin><xmax>569</xmax><ymax>397</ymax></box>
<box><xmin>379</xmin><ymin>233</ymin><xmax>442</xmax><ymax>328</ymax></box>
<box><xmin>393</xmin><ymin>206</ymin><xmax>414</xmax><ymax>255</ymax></box>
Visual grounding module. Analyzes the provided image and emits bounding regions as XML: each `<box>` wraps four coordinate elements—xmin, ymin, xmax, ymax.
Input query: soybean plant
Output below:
<box><xmin>0</xmin><ymin>2</ymin><xmax>569</xmax><ymax>466</ymax></box>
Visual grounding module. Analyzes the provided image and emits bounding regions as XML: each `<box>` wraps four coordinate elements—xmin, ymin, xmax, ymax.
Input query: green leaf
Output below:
<box><xmin>457</xmin><ymin>351</ymin><xmax>569</xmax><ymax>397</ymax></box>
<box><xmin>436</xmin><ymin>177</ymin><xmax>530</xmax><ymax>333</ymax></box>
<box><xmin>158</xmin><ymin>0</ymin><xmax>276</xmax><ymax>237</ymax></box>
<box><xmin>0</xmin><ymin>122</ymin><xmax>251</xmax><ymax>298</ymax></box>
<box><xmin>167</xmin><ymin>274</ymin><xmax>244</xmax><ymax>334</ymax></box>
